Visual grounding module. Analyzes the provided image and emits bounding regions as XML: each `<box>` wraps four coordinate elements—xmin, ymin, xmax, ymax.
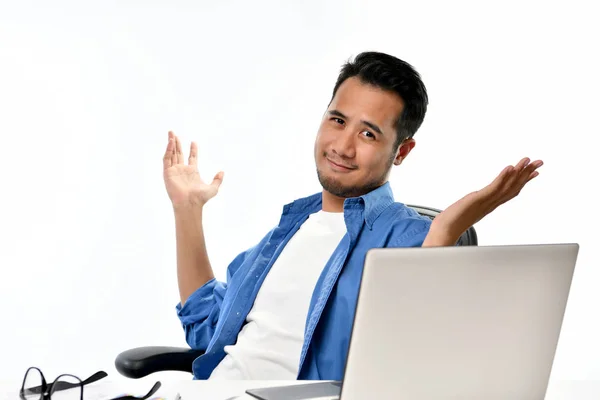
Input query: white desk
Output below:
<box><xmin>3</xmin><ymin>379</ymin><xmax>600</xmax><ymax>400</ymax></box>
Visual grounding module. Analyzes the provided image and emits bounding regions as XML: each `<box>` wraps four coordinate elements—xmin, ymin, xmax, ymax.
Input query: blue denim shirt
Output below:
<box><xmin>176</xmin><ymin>182</ymin><xmax>432</xmax><ymax>380</ymax></box>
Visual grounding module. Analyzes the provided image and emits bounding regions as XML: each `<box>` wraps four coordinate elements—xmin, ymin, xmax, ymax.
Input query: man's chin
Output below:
<box><xmin>317</xmin><ymin>169</ymin><xmax>387</xmax><ymax>199</ymax></box>
<box><xmin>318</xmin><ymin>175</ymin><xmax>365</xmax><ymax>199</ymax></box>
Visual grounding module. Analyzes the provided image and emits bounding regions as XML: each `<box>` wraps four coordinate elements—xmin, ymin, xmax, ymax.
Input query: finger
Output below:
<box><xmin>210</xmin><ymin>171</ymin><xmax>224</xmax><ymax>190</ymax></box>
<box><xmin>515</xmin><ymin>157</ymin><xmax>530</xmax><ymax>172</ymax></box>
<box><xmin>175</xmin><ymin>135</ymin><xmax>183</xmax><ymax>164</ymax></box>
<box><xmin>526</xmin><ymin>170</ymin><xmax>540</xmax><ymax>183</ymax></box>
<box><xmin>163</xmin><ymin>132</ymin><xmax>175</xmax><ymax>170</ymax></box>
<box><xmin>170</xmin><ymin>132</ymin><xmax>178</xmax><ymax>166</ymax></box>
<box><xmin>530</xmin><ymin>159</ymin><xmax>544</xmax><ymax>169</ymax></box>
<box><xmin>516</xmin><ymin>160</ymin><xmax>543</xmax><ymax>187</ymax></box>
<box><xmin>189</xmin><ymin>141</ymin><xmax>198</xmax><ymax>167</ymax></box>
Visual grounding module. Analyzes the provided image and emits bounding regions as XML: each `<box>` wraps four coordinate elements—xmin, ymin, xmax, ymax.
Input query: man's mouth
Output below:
<box><xmin>326</xmin><ymin>157</ymin><xmax>357</xmax><ymax>171</ymax></box>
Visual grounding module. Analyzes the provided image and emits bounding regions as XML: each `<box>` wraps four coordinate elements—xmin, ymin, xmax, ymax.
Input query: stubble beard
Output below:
<box><xmin>316</xmin><ymin>152</ymin><xmax>395</xmax><ymax>199</ymax></box>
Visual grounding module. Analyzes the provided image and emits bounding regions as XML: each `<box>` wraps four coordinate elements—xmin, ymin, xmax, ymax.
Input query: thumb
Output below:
<box><xmin>210</xmin><ymin>171</ymin><xmax>224</xmax><ymax>190</ymax></box>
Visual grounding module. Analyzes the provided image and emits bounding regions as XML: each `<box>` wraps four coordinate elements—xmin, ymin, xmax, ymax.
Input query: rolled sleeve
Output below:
<box><xmin>175</xmin><ymin>278</ymin><xmax>227</xmax><ymax>350</ymax></box>
<box><xmin>176</xmin><ymin>278</ymin><xmax>219</xmax><ymax>322</ymax></box>
<box><xmin>388</xmin><ymin>218</ymin><xmax>432</xmax><ymax>248</ymax></box>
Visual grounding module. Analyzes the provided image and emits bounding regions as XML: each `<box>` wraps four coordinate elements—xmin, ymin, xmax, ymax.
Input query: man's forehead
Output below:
<box><xmin>330</xmin><ymin>77</ymin><xmax>404</xmax><ymax>126</ymax></box>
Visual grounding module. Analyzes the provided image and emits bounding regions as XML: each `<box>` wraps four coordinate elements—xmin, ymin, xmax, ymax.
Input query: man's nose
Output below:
<box><xmin>332</xmin><ymin>130</ymin><xmax>356</xmax><ymax>159</ymax></box>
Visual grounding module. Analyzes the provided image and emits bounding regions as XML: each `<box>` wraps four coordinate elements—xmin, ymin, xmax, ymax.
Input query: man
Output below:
<box><xmin>162</xmin><ymin>52</ymin><xmax>542</xmax><ymax>380</ymax></box>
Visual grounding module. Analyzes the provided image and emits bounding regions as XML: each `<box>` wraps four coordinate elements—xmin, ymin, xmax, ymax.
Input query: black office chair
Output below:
<box><xmin>115</xmin><ymin>204</ymin><xmax>478</xmax><ymax>379</ymax></box>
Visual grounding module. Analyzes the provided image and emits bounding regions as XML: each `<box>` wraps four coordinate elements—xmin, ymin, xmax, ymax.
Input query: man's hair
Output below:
<box><xmin>331</xmin><ymin>51</ymin><xmax>428</xmax><ymax>150</ymax></box>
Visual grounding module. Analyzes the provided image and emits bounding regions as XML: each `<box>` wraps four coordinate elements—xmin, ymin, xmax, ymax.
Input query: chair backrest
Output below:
<box><xmin>406</xmin><ymin>204</ymin><xmax>478</xmax><ymax>246</ymax></box>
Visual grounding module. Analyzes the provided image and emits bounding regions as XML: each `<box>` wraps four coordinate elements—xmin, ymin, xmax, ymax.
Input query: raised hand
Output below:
<box><xmin>163</xmin><ymin>131</ymin><xmax>224</xmax><ymax>210</ymax></box>
<box><xmin>423</xmin><ymin>157</ymin><xmax>543</xmax><ymax>246</ymax></box>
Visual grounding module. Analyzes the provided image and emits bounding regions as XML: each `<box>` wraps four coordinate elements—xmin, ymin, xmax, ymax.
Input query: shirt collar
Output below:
<box><xmin>282</xmin><ymin>181</ymin><xmax>395</xmax><ymax>229</ymax></box>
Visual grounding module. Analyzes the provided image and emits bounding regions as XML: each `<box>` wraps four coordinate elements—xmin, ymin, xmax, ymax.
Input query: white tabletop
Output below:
<box><xmin>3</xmin><ymin>379</ymin><xmax>600</xmax><ymax>400</ymax></box>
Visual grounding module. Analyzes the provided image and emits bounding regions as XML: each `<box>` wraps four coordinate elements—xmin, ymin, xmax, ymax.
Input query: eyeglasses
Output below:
<box><xmin>20</xmin><ymin>367</ymin><xmax>106</xmax><ymax>400</ymax></box>
<box><xmin>20</xmin><ymin>367</ymin><xmax>161</xmax><ymax>400</ymax></box>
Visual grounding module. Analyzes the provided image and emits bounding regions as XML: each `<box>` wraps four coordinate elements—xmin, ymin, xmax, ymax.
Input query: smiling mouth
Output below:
<box><xmin>326</xmin><ymin>158</ymin><xmax>357</xmax><ymax>171</ymax></box>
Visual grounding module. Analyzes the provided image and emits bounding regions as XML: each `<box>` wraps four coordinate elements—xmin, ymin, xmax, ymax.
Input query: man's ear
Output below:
<box><xmin>393</xmin><ymin>138</ymin><xmax>416</xmax><ymax>165</ymax></box>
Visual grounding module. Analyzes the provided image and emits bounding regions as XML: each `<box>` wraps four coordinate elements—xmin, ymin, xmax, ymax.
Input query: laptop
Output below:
<box><xmin>245</xmin><ymin>243</ymin><xmax>579</xmax><ymax>400</ymax></box>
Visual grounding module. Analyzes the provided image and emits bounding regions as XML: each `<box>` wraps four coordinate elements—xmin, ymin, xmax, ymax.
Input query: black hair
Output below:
<box><xmin>331</xmin><ymin>51</ymin><xmax>428</xmax><ymax>149</ymax></box>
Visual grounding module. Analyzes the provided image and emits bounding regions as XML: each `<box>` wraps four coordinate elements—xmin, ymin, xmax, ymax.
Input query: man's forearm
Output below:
<box><xmin>422</xmin><ymin>219</ymin><xmax>461</xmax><ymax>247</ymax></box>
<box><xmin>174</xmin><ymin>206</ymin><xmax>215</xmax><ymax>305</ymax></box>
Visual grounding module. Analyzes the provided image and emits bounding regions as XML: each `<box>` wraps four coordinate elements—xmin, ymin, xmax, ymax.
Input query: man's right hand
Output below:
<box><xmin>163</xmin><ymin>131</ymin><xmax>224</xmax><ymax>210</ymax></box>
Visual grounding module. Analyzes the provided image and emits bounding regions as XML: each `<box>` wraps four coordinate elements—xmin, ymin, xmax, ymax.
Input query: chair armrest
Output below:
<box><xmin>115</xmin><ymin>346</ymin><xmax>205</xmax><ymax>378</ymax></box>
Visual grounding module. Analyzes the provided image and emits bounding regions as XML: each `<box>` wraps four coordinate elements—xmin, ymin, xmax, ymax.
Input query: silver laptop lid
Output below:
<box><xmin>341</xmin><ymin>244</ymin><xmax>579</xmax><ymax>400</ymax></box>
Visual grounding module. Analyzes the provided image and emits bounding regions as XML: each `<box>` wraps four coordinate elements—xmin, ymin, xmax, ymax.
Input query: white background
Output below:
<box><xmin>0</xmin><ymin>0</ymin><xmax>598</xmax><ymax>389</ymax></box>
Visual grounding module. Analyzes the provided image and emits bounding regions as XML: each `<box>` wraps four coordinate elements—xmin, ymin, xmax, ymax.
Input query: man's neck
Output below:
<box><xmin>321</xmin><ymin>190</ymin><xmax>345</xmax><ymax>213</ymax></box>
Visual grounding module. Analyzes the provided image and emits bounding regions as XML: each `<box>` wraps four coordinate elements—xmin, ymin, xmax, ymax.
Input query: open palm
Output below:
<box><xmin>163</xmin><ymin>131</ymin><xmax>224</xmax><ymax>209</ymax></box>
<box><xmin>426</xmin><ymin>157</ymin><xmax>543</xmax><ymax>245</ymax></box>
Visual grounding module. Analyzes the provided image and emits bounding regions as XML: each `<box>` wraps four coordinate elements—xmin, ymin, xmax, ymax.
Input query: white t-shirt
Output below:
<box><xmin>209</xmin><ymin>210</ymin><xmax>347</xmax><ymax>380</ymax></box>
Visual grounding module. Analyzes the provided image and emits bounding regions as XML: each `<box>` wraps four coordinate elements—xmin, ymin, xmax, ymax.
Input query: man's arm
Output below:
<box><xmin>175</xmin><ymin>205</ymin><xmax>214</xmax><ymax>306</ymax></box>
<box><xmin>162</xmin><ymin>130</ymin><xmax>225</xmax><ymax>305</ymax></box>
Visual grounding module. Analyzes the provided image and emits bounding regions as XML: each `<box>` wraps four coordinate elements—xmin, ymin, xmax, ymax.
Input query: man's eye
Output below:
<box><xmin>332</xmin><ymin>118</ymin><xmax>344</xmax><ymax>125</ymax></box>
<box><xmin>361</xmin><ymin>131</ymin><xmax>375</xmax><ymax>139</ymax></box>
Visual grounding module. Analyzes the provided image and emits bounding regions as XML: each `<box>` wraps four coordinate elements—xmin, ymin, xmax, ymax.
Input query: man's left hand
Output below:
<box><xmin>423</xmin><ymin>157</ymin><xmax>543</xmax><ymax>247</ymax></box>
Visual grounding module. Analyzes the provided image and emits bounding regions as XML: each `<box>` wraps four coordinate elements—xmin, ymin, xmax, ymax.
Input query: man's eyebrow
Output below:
<box><xmin>327</xmin><ymin>109</ymin><xmax>384</xmax><ymax>136</ymax></box>
<box><xmin>361</xmin><ymin>120</ymin><xmax>383</xmax><ymax>136</ymax></box>
<box><xmin>328</xmin><ymin>110</ymin><xmax>348</xmax><ymax>119</ymax></box>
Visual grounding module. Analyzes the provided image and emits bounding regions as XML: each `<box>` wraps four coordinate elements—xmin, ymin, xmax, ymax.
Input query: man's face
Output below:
<box><xmin>314</xmin><ymin>76</ymin><xmax>415</xmax><ymax>198</ymax></box>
